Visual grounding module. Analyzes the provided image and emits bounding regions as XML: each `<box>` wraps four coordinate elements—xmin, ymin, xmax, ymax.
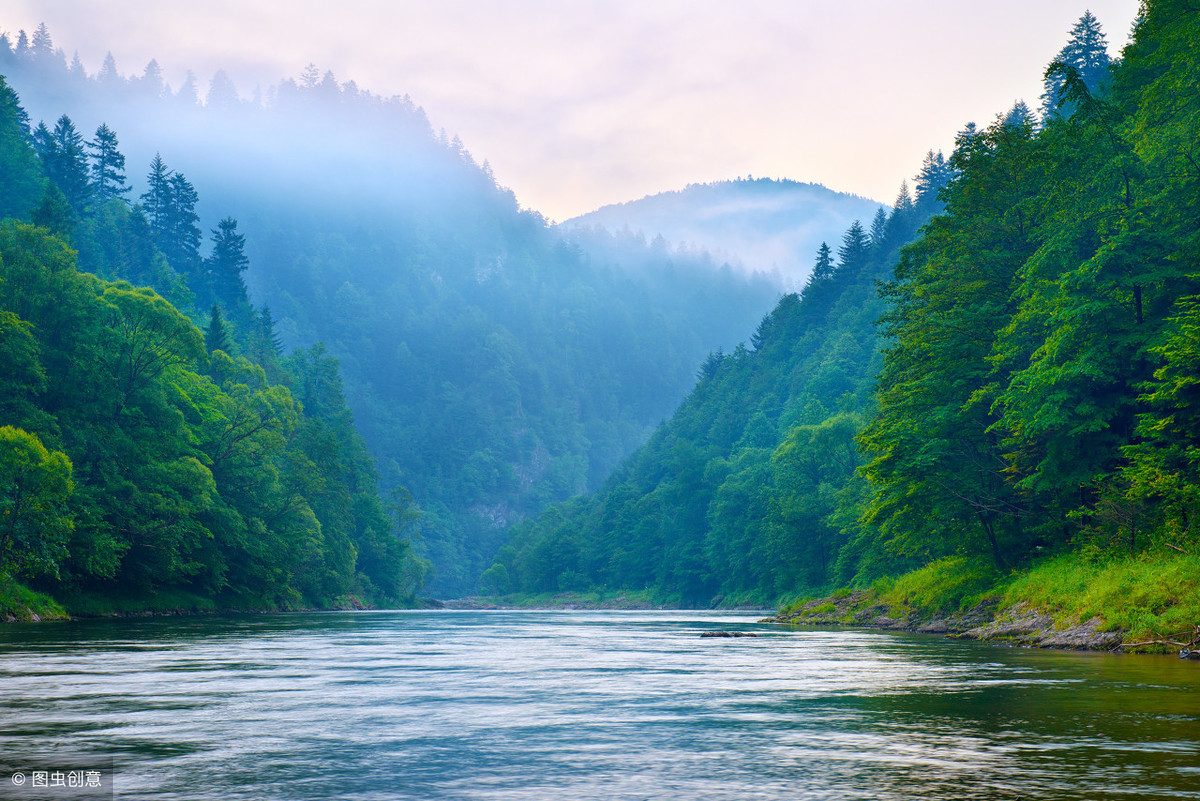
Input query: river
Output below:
<box><xmin>0</xmin><ymin>610</ymin><xmax>1197</xmax><ymax>800</ymax></box>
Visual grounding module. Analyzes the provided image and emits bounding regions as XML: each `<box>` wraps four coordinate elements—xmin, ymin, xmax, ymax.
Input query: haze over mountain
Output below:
<box><xmin>564</xmin><ymin>178</ymin><xmax>884</xmax><ymax>286</ymax></box>
<box><xmin>0</xmin><ymin>25</ymin><xmax>780</xmax><ymax>597</ymax></box>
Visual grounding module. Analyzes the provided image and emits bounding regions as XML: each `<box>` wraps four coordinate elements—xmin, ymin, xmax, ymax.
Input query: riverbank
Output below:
<box><xmin>1</xmin><ymin>579</ymin><xmax>440</xmax><ymax>623</ymax></box>
<box><xmin>765</xmin><ymin>553</ymin><xmax>1200</xmax><ymax>655</ymax></box>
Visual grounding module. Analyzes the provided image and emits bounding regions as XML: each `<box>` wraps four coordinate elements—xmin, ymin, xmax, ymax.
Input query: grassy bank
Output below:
<box><xmin>775</xmin><ymin>552</ymin><xmax>1200</xmax><ymax>653</ymax></box>
<box><xmin>1</xmin><ymin>577</ymin><xmax>69</xmax><ymax>622</ymax></box>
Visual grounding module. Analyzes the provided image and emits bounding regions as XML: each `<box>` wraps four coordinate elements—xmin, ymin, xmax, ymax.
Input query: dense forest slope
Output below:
<box><xmin>0</xmin><ymin>31</ymin><xmax>790</xmax><ymax>596</ymax></box>
<box><xmin>487</xmin><ymin>3</ymin><xmax>1200</xmax><ymax>630</ymax></box>
<box><xmin>0</xmin><ymin>75</ymin><xmax>428</xmax><ymax>613</ymax></box>
<box><xmin>564</xmin><ymin>178</ymin><xmax>884</xmax><ymax>286</ymax></box>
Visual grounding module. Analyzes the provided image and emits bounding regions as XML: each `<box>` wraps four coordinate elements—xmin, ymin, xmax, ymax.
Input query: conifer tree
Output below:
<box><xmin>205</xmin><ymin>303</ymin><xmax>232</xmax><ymax>355</ymax></box>
<box><xmin>206</xmin><ymin>217</ymin><xmax>250</xmax><ymax>308</ymax></box>
<box><xmin>811</xmin><ymin>241</ymin><xmax>834</xmax><ymax>281</ymax></box>
<box><xmin>836</xmin><ymin>220</ymin><xmax>869</xmax><ymax>272</ymax></box>
<box><xmin>1041</xmin><ymin>11</ymin><xmax>1110</xmax><ymax>121</ymax></box>
<box><xmin>140</xmin><ymin>153</ymin><xmax>171</xmax><ymax>232</ymax></box>
<box><xmin>88</xmin><ymin>123</ymin><xmax>129</xmax><ymax>202</ymax></box>
<box><xmin>36</xmin><ymin>115</ymin><xmax>91</xmax><ymax>216</ymax></box>
<box><xmin>164</xmin><ymin>172</ymin><xmax>202</xmax><ymax>276</ymax></box>
<box><xmin>868</xmin><ymin>207</ymin><xmax>888</xmax><ymax>251</ymax></box>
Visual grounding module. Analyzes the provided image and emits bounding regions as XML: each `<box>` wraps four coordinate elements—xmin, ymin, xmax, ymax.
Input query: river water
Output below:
<box><xmin>0</xmin><ymin>610</ymin><xmax>1197</xmax><ymax>800</ymax></box>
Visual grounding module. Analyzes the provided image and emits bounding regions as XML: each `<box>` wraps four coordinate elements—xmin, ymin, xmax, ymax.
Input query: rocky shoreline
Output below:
<box><xmin>763</xmin><ymin>591</ymin><xmax>1127</xmax><ymax>651</ymax></box>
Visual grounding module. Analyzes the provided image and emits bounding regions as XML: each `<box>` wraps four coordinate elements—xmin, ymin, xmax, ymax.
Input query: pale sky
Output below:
<box><xmin>4</xmin><ymin>1</ymin><xmax>1140</xmax><ymax>221</ymax></box>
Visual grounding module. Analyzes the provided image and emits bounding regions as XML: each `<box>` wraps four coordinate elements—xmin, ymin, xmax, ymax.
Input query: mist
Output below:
<box><xmin>0</xmin><ymin>28</ymin><xmax>788</xmax><ymax>594</ymax></box>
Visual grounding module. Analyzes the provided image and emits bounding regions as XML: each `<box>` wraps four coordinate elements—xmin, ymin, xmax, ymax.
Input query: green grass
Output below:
<box><xmin>1004</xmin><ymin>552</ymin><xmax>1200</xmax><ymax>646</ymax></box>
<box><xmin>0</xmin><ymin>578</ymin><xmax>69</xmax><ymax>621</ymax></box>
<box><xmin>878</xmin><ymin>556</ymin><xmax>1005</xmax><ymax>617</ymax></box>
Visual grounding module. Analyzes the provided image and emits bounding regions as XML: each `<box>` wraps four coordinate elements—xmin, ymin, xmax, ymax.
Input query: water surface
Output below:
<box><xmin>1</xmin><ymin>610</ymin><xmax>1197</xmax><ymax>799</ymax></box>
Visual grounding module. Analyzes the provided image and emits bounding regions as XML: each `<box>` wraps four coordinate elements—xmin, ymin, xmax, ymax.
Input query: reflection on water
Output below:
<box><xmin>1</xmin><ymin>611</ymin><xmax>1197</xmax><ymax>800</ymax></box>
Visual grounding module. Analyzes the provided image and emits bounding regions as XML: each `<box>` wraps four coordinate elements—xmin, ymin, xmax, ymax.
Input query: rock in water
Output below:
<box><xmin>700</xmin><ymin>631</ymin><xmax>758</xmax><ymax>638</ymax></box>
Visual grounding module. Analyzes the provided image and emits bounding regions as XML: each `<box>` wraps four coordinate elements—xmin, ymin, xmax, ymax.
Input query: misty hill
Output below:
<box><xmin>0</xmin><ymin>27</ymin><xmax>780</xmax><ymax>596</ymax></box>
<box><xmin>563</xmin><ymin>179</ymin><xmax>884</xmax><ymax>286</ymax></box>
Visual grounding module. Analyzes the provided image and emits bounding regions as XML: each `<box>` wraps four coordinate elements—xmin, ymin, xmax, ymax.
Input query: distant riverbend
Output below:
<box><xmin>1</xmin><ymin>610</ymin><xmax>1197</xmax><ymax>800</ymax></box>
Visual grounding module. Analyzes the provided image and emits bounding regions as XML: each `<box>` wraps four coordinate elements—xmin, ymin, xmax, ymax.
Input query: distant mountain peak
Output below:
<box><xmin>562</xmin><ymin>179</ymin><xmax>884</xmax><ymax>287</ymax></box>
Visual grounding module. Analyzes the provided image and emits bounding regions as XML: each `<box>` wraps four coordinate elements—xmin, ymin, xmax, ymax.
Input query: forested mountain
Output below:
<box><xmin>563</xmin><ymin>178</ymin><xmax>884</xmax><ymax>286</ymax></box>
<box><xmin>488</xmin><ymin>1</ymin><xmax>1200</xmax><ymax>607</ymax></box>
<box><xmin>0</xmin><ymin>30</ymin><xmax>782</xmax><ymax>596</ymax></box>
<box><xmin>0</xmin><ymin>76</ymin><xmax>428</xmax><ymax>611</ymax></box>
<box><xmin>488</xmin><ymin>154</ymin><xmax>950</xmax><ymax>603</ymax></box>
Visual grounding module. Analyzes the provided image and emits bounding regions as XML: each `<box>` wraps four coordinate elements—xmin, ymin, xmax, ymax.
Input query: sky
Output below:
<box><xmin>4</xmin><ymin>1</ymin><xmax>1141</xmax><ymax>221</ymax></box>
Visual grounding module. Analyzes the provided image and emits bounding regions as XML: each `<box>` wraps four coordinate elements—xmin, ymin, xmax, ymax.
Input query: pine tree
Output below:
<box><xmin>88</xmin><ymin>123</ymin><xmax>129</xmax><ymax>202</ymax></box>
<box><xmin>37</xmin><ymin>115</ymin><xmax>91</xmax><ymax>216</ymax></box>
<box><xmin>140</xmin><ymin>154</ymin><xmax>172</xmax><ymax>234</ymax></box>
<box><xmin>1003</xmin><ymin>100</ymin><xmax>1037</xmax><ymax>129</ymax></box>
<box><xmin>206</xmin><ymin>70</ymin><xmax>239</xmax><ymax>110</ymax></box>
<box><xmin>836</xmin><ymin>220</ymin><xmax>869</xmax><ymax>272</ymax></box>
<box><xmin>811</xmin><ymin>241</ymin><xmax>834</xmax><ymax>281</ymax></box>
<box><xmin>250</xmin><ymin>305</ymin><xmax>285</xmax><ymax>369</ymax></box>
<box><xmin>914</xmin><ymin>150</ymin><xmax>949</xmax><ymax>206</ymax></box>
<box><xmin>97</xmin><ymin>52</ymin><xmax>122</xmax><ymax>88</ymax></box>
<box><xmin>869</xmin><ymin>207</ymin><xmax>888</xmax><ymax>251</ymax></box>
<box><xmin>164</xmin><ymin>172</ymin><xmax>202</xmax><ymax>275</ymax></box>
<box><xmin>207</xmin><ymin>217</ymin><xmax>250</xmax><ymax>308</ymax></box>
<box><xmin>137</xmin><ymin>60</ymin><xmax>166</xmax><ymax>99</ymax></box>
<box><xmin>1041</xmin><ymin>11</ymin><xmax>1110</xmax><ymax>121</ymax></box>
<box><xmin>30</xmin><ymin>23</ymin><xmax>53</xmax><ymax>61</ymax></box>
<box><xmin>205</xmin><ymin>303</ymin><xmax>233</xmax><ymax>355</ymax></box>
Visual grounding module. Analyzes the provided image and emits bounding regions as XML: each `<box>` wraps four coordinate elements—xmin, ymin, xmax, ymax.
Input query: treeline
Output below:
<box><xmin>487</xmin><ymin>3</ymin><xmax>1200</xmax><ymax>604</ymax></box>
<box><xmin>0</xmin><ymin>72</ymin><xmax>429</xmax><ymax>611</ymax></box>
<box><xmin>0</xmin><ymin>25</ymin><xmax>782</xmax><ymax>597</ymax></box>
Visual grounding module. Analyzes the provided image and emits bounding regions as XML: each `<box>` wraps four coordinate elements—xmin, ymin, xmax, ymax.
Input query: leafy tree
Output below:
<box><xmin>0</xmin><ymin>426</ymin><xmax>73</xmax><ymax>580</ymax></box>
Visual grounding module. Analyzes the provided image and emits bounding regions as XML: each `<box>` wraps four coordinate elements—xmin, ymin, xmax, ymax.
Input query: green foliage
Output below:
<box><xmin>0</xmin><ymin>76</ymin><xmax>44</xmax><ymax>220</ymax></box>
<box><xmin>1004</xmin><ymin>552</ymin><xmax>1200</xmax><ymax>645</ymax></box>
<box><xmin>0</xmin><ymin>426</ymin><xmax>74</xmax><ymax>579</ymax></box>
<box><xmin>490</xmin><ymin>1</ymin><xmax>1200</xmax><ymax>613</ymax></box>
<box><xmin>0</xmin><ymin>212</ymin><xmax>427</xmax><ymax>611</ymax></box>
<box><xmin>879</xmin><ymin>557</ymin><xmax>1003</xmax><ymax>616</ymax></box>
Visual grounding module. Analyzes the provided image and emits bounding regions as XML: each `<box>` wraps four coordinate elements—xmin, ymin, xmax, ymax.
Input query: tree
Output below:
<box><xmin>837</xmin><ymin>220</ymin><xmax>869</xmax><ymax>272</ymax></box>
<box><xmin>811</xmin><ymin>241</ymin><xmax>834</xmax><ymax>281</ymax></box>
<box><xmin>913</xmin><ymin>149</ymin><xmax>950</xmax><ymax>207</ymax></box>
<box><xmin>0</xmin><ymin>426</ymin><xmax>73</xmax><ymax>580</ymax></box>
<box><xmin>37</xmin><ymin>115</ymin><xmax>91</xmax><ymax>215</ymax></box>
<box><xmin>206</xmin><ymin>70</ymin><xmax>240</xmax><ymax>110</ymax></box>
<box><xmin>0</xmin><ymin>76</ymin><xmax>43</xmax><ymax>219</ymax></box>
<box><xmin>88</xmin><ymin>123</ymin><xmax>129</xmax><ymax>202</ymax></box>
<box><xmin>206</xmin><ymin>217</ymin><xmax>250</xmax><ymax>308</ymax></box>
<box><xmin>868</xmin><ymin>207</ymin><xmax>888</xmax><ymax>251</ymax></box>
<box><xmin>1041</xmin><ymin>11</ymin><xmax>1111</xmax><ymax>121</ymax></box>
<box><xmin>140</xmin><ymin>153</ymin><xmax>172</xmax><ymax>233</ymax></box>
<box><xmin>205</xmin><ymin>303</ymin><xmax>233</xmax><ymax>355</ymax></box>
<box><xmin>164</xmin><ymin>172</ymin><xmax>202</xmax><ymax>276</ymax></box>
<box><xmin>1003</xmin><ymin>100</ymin><xmax>1037</xmax><ymax>130</ymax></box>
<box><xmin>30</xmin><ymin>184</ymin><xmax>74</xmax><ymax>238</ymax></box>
